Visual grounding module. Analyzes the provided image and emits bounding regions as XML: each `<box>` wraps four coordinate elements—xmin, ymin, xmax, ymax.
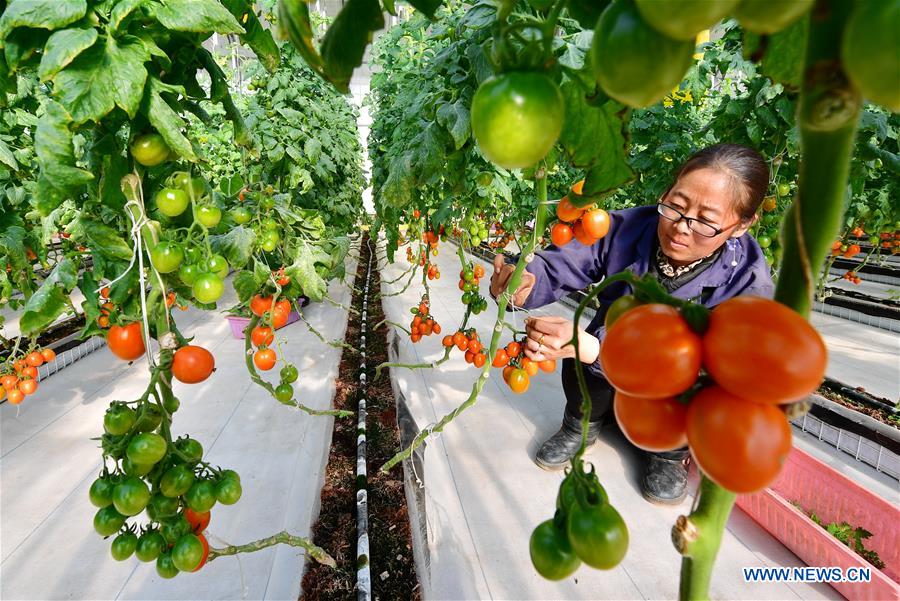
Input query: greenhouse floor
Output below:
<box><xmin>377</xmin><ymin>242</ymin><xmax>897</xmax><ymax>601</ymax></box>
<box><xmin>0</xmin><ymin>255</ymin><xmax>358</xmax><ymax>601</ymax></box>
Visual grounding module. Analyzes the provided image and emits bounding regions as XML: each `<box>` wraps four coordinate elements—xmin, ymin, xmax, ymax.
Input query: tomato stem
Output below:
<box><xmin>674</xmin><ymin>476</ymin><xmax>736</xmax><ymax>601</ymax></box>
<box><xmin>207</xmin><ymin>530</ymin><xmax>335</xmax><ymax>567</ymax></box>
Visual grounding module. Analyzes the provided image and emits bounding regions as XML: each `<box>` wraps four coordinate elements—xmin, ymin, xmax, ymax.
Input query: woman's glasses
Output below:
<box><xmin>657</xmin><ymin>203</ymin><xmax>727</xmax><ymax>238</ymax></box>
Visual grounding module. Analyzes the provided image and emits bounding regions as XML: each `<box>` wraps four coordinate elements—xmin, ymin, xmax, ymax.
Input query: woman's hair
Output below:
<box><xmin>666</xmin><ymin>143</ymin><xmax>770</xmax><ymax>222</ymax></box>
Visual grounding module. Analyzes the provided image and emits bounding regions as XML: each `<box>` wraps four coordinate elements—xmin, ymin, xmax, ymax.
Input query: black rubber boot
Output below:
<box><xmin>641</xmin><ymin>450</ymin><xmax>690</xmax><ymax>505</ymax></box>
<box><xmin>535</xmin><ymin>411</ymin><xmax>602</xmax><ymax>471</ymax></box>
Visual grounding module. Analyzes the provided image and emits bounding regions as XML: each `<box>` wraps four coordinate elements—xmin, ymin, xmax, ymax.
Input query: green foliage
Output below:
<box><xmin>792</xmin><ymin>502</ymin><xmax>886</xmax><ymax>570</ymax></box>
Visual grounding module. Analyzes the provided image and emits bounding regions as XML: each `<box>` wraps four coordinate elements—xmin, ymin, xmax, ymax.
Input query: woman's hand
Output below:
<box><xmin>523</xmin><ymin>316</ymin><xmax>601</xmax><ymax>364</ymax></box>
<box><xmin>490</xmin><ymin>254</ymin><xmax>536</xmax><ymax>307</ymax></box>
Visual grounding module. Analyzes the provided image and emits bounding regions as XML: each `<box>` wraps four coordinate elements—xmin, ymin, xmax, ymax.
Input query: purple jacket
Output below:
<box><xmin>516</xmin><ymin>205</ymin><xmax>775</xmax><ymax>376</ymax></box>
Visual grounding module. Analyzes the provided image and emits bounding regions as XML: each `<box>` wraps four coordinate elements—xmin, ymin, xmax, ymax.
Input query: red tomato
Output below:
<box><xmin>613</xmin><ymin>392</ymin><xmax>687</xmax><ymax>452</ymax></box>
<box><xmin>184</xmin><ymin>508</ymin><xmax>211</xmax><ymax>534</ymax></box>
<box><xmin>442</xmin><ymin>335</ymin><xmax>454</xmax><ymax>347</ymax></box>
<box><xmin>580</xmin><ymin>209</ymin><xmax>610</xmax><ymax>239</ymax></box>
<box><xmin>7</xmin><ymin>388</ymin><xmax>24</xmax><ymax>405</ymax></box>
<box><xmin>18</xmin><ymin>379</ymin><xmax>38</xmax><ymax>396</ymax></box>
<box><xmin>492</xmin><ymin>349</ymin><xmax>510</xmax><ymax>368</ymax></box>
<box><xmin>550</xmin><ymin>223</ymin><xmax>574</xmax><ymax>246</ymax></box>
<box><xmin>251</xmin><ymin>326</ymin><xmax>275</xmax><ymax>347</ymax></box>
<box><xmin>538</xmin><ymin>359</ymin><xmax>557</xmax><ymax>372</ymax></box>
<box><xmin>600</xmin><ymin>304</ymin><xmax>701</xmax><ymax>398</ymax></box>
<box><xmin>250</xmin><ymin>295</ymin><xmax>273</xmax><ymax>317</ymax></box>
<box><xmin>505</xmin><ymin>341</ymin><xmax>522</xmax><ymax>358</ymax></box>
<box><xmin>702</xmin><ymin>297</ymin><xmax>827</xmax><ymax>405</ymax></box>
<box><xmin>22</xmin><ymin>366</ymin><xmax>38</xmax><ymax>379</ymax></box>
<box><xmin>25</xmin><ymin>352</ymin><xmax>44</xmax><ymax>367</ymax></box>
<box><xmin>192</xmin><ymin>533</ymin><xmax>210</xmax><ymax>572</ymax></box>
<box><xmin>107</xmin><ymin>322</ymin><xmax>146</xmax><ymax>361</ymax></box>
<box><xmin>254</xmin><ymin>348</ymin><xmax>277</xmax><ymax>371</ymax></box>
<box><xmin>521</xmin><ymin>356</ymin><xmax>540</xmax><ymax>377</ymax></box>
<box><xmin>474</xmin><ymin>352</ymin><xmax>487</xmax><ymax>368</ymax></box>
<box><xmin>172</xmin><ymin>346</ymin><xmax>215</xmax><ymax>384</ymax></box>
<box><xmin>686</xmin><ymin>386</ymin><xmax>792</xmax><ymax>493</ymax></box>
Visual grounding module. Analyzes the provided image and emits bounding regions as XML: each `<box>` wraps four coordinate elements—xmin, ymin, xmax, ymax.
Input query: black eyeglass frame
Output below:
<box><xmin>656</xmin><ymin>202</ymin><xmax>733</xmax><ymax>238</ymax></box>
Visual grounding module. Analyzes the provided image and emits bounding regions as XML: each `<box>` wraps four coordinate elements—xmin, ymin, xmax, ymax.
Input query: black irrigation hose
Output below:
<box><xmin>822</xmin><ymin>377</ymin><xmax>899</xmax><ymax>414</ymax></box>
<box><xmin>356</xmin><ymin>236</ymin><xmax>375</xmax><ymax>601</ymax></box>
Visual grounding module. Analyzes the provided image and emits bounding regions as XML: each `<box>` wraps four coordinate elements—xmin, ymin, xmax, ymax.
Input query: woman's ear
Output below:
<box><xmin>730</xmin><ymin>213</ymin><xmax>758</xmax><ymax>238</ymax></box>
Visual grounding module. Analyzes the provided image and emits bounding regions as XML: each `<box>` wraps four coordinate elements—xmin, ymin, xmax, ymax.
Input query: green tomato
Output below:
<box><xmin>231</xmin><ymin>207</ymin><xmax>252</xmax><ymax>225</ymax></box>
<box><xmin>869</xmin><ymin>235</ymin><xmax>880</xmax><ymax>245</ymax></box>
<box><xmin>220</xmin><ymin>469</ymin><xmax>241</xmax><ymax>483</ymax></box>
<box><xmin>215</xmin><ymin>477</ymin><xmax>243</xmax><ymax>505</ymax></box>
<box><xmin>634</xmin><ymin>0</ymin><xmax>740</xmax><ymax>41</ymax></box>
<box><xmin>126</xmin><ymin>432</ymin><xmax>167</xmax><ymax>466</ymax></box>
<box><xmin>592</xmin><ymin>0</ymin><xmax>694</xmax><ymax>108</ymax></box>
<box><xmin>476</xmin><ymin>172</ymin><xmax>493</xmax><ymax>187</ymax></box>
<box><xmin>163</xmin><ymin>394</ymin><xmax>180</xmax><ymax>414</ymax></box>
<box><xmin>104</xmin><ymin>403</ymin><xmax>136</xmax><ymax>436</ymax></box>
<box><xmin>147</xmin><ymin>494</ymin><xmax>180</xmax><ymax>520</ymax></box>
<box><xmin>112</xmin><ymin>476</ymin><xmax>151</xmax><ymax>516</ymax></box>
<box><xmin>185</xmin><ymin>480</ymin><xmax>218</xmax><ymax>513</ymax></box>
<box><xmin>530</xmin><ymin>518</ymin><xmax>581</xmax><ymax>580</ymax></box>
<box><xmin>130</xmin><ymin>133</ymin><xmax>170</xmax><ymax>167</ymax></box>
<box><xmin>156</xmin><ymin>552</ymin><xmax>180</xmax><ymax>579</ymax></box>
<box><xmin>193</xmin><ymin>274</ymin><xmax>224</xmax><ymax>304</ymax></box>
<box><xmin>757</xmin><ymin>235</ymin><xmax>772</xmax><ymax>249</ymax></box>
<box><xmin>169</xmin><ymin>171</ymin><xmax>191</xmax><ymax>190</ymax></box>
<box><xmin>260</xmin><ymin>237</ymin><xmax>278</xmax><ymax>252</ymax></box>
<box><xmin>175</xmin><ymin>437</ymin><xmax>204</xmax><ymax>462</ymax></box>
<box><xmin>160</xmin><ymin>464</ymin><xmax>196</xmax><ymax>498</ymax></box>
<box><xmin>604</xmin><ymin>295</ymin><xmax>643</xmax><ymax>330</ymax></box>
<box><xmin>94</xmin><ymin>505</ymin><xmax>127</xmax><ymax>537</ymax></box>
<box><xmin>777</xmin><ymin>182</ymin><xmax>791</xmax><ymax>197</ymax></box>
<box><xmin>89</xmin><ymin>477</ymin><xmax>115</xmax><ymax>508</ymax></box>
<box><xmin>184</xmin><ymin>246</ymin><xmax>204</xmax><ymax>264</ymax></box>
<box><xmin>186</xmin><ymin>177</ymin><xmax>208</xmax><ymax>201</ymax></box>
<box><xmin>259</xmin><ymin>195</ymin><xmax>275</xmax><ymax>210</ymax></box>
<box><xmin>472</xmin><ymin>236</ymin><xmax>482</xmax><ymax>247</ymax></box>
<box><xmin>172</xmin><ymin>534</ymin><xmax>205</xmax><ymax>572</ymax></box>
<box><xmin>132</xmin><ymin>403</ymin><xmax>163</xmax><ymax>432</ymax></box>
<box><xmin>111</xmin><ymin>532</ymin><xmax>138</xmax><ymax>561</ymax></box>
<box><xmin>471</xmin><ymin>72</ymin><xmax>564</xmax><ymax>170</ymax></box>
<box><xmin>194</xmin><ymin>205</ymin><xmax>222</xmax><ymax>228</ymax></box>
<box><xmin>566</xmin><ymin>501</ymin><xmax>628</xmax><ymax>569</ymax></box>
<box><xmin>842</xmin><ymin>0</ymin><xmax>900</xmax><ymax>112</ymax></box>
<box><xmin>161</xmin><ymin>515</ymin><xmax>192</xmax><ymax>546</ymax></box>
<box><xmin>179</xmin><ymin>263</ymin><xmax>200</xmax><ymax>286</ymax></box>
<box><xmin>274</xmin><ymin>383</ymin><xmax>294</xmax><ymax>402</ymax></box>
<box><xmin>136</xmin><ymin>531</ymin><xmax>166</xmax><ymax>562</ymax></box>
<box><xmin>262</xmin><ymin>218</ymin><xmax>278</xmax><ymax>231</ymax></box>
<box><xmin>150</xmin><ymin>242</ymin><xmax>184</xmax><ymax>274</ymax></box>
<box><xmin>121</xmin><ymin>456</ymin><xmax>154</xmax><ymax>477</ymax></box>
<box><xmin>155</xmin><ymin>188</ymin><xmax>189</xmax><ymax>217</ymax></box>
<box><xmin>280</xmin><ymin>365</ymin><xmax>299</xmax><ymax>383</ymax></box>
<box><xmin>206</xmin><ymin>254</ymin><xmax>229</xmax><ymax>279</ymax></box>
<box><xmin>734</xmin><ymin>0</ymin><xmax>814</xmax><ymax>34</ymax></box>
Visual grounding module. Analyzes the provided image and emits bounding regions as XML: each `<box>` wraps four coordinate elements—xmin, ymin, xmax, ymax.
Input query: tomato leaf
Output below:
<box><xmin>19</xmin><ymin>257</ymin><xmax>78</xmax><ymax>337</ymax></box>
<box><xmin>435</xmin><ymin>99</ymin><xmax>471</xmax><ymax>150</ymax></box>
<box><xmin>0</xmin><ymin>138</ymin><xmax>17</xmax><ymax>170</ymax></box>
<box><xmin>288</xmin><ymin>242</ymin><xmax>327</xmax><ymax>301</ymax></box>
<box><xmin>210</xmin><ymin>226</ymin><xmax>255</xmax><ymax>268</ymax></box>
<box><xmin>743</xmin><ymin>16</ymin><xmax>808</xmax><ymax>89</ymax></box>
<box><xmin>0</xmin><ymin>212</ymin><xmax>28</xmax><ymax>271</ymax></box>
<box><xmin>108</xmin><ymin>0</ymin><xmax>146</xmax><ymax>32</ymax></box>
<box><xmin>37</xmin><ymin>27</ymin><xmax>98</xmax><ymax>81</ymax></box>
<box><xmin>197</xmin><ymin>49</ymin><xmax>253</xmax><ymax>148</ymax></box>
<box><xmin>559</xmin><ymin>83</ymin><xmax>634</xmax><ymax>201</ymax></box>
<box><xmin>69</xmin><ymin>216</ymin><xmax>134</xmax><ymax>260</ymax></box>
<box><xmin>0</xmin><ymin>0</ymin><xmax>87</xmax><ymax>38</ymax></box>
<box><xmin>35</xmin><ymin>100</ymin><xmax>94</xmax><ymax>191</ymax></box>
<box><xmin>53</xmin><ymin>35</ymin><xmax>150</xmax><ymax>123</ymax></box>
<box><xmin>219</xmin><ymin>0</ymin><xmax>280</xmax><ymax>73</ymax></box>
<box><xmin>3</xmin><ymin>27</ymin><xmax>49</xmax><ymax>71</ymax></box>
<box><xmin>407</xmin><ymin>0</ymin><xmax>443</xmax><ymax>19</ymax></box>
<box><xmin>232</xmin><ymin>270</ymin><xmax>259</xmax><ymax>302</ymax></box>
<box><xmin>100</xmin><ymin>152</ymin><xmax>129</xmax><ymax>211</ymax></box>
<box><xmin>380</xmin><ymin>152</ymin><xmax>415</xmax><ymax>207</ymax></box>
<box><xmin>320</xmin><ymin>0</ymin><xmax>384</xmax><ymax>93</ymax></box>
<box><xmin>153</xmin><ymin>0</ymin><xmax>244</xmax><ymax>34</ymax></box>
<box><xmin>143</xmin><ymin>77</ymin><xmax>199</xmax><ymax>162</ymax></box>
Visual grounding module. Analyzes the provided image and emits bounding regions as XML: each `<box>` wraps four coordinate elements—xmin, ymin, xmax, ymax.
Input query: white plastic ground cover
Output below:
<box><xmin>0</xmin><ymin>256</ymin><xmax>358</xmax><ymax>601</ymax></box>
<box><xmin>378</xmin><ymin>239</ymin><xmax>840</xmax><ymax>601</ymax></box>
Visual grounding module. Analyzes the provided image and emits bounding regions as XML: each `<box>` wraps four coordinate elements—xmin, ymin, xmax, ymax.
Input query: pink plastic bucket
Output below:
<box><xmin>736</xmin><ymin>447</ymin><xmax>900</xmax><ymax>600</ymax></box>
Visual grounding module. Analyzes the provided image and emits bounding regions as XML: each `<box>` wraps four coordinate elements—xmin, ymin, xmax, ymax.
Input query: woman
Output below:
<box><xmin>489</xmin><ymin>144</ymin><xmax>775</xmax><ymax>505</ymax></box>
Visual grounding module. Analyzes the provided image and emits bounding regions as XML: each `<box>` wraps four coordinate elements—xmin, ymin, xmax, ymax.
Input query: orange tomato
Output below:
<box><xmin>442</xmin><ymin>335</ymin><xmax>454</xmax><ymax>347</ymax></box>
<box><xmin>613</xmin><ymin>392</ymin><xmax>687</xmax><ymax>452</ymax></box>
<box><xmin>18</xmin><ymin>378</ymin><xmax>38</xmax><ymax>396</ymax></box>
<box><xmin>250</xmin><ymin>295</ymin><xmax>274</xmax><ymax>317</ymax></box>
<box><xmin>538</xmin><ymin>359</ymin><xmax>557</xmax><ymax>372</ymax></box>
<box><xmin>600</xmin><ymin>304</ymin><xmax>701</xmax><ymax>398</ymax></box>
<box><xmin>702</xmin><ymin>296</ymin><xmax>827</xmax><ymax>405</ymax></box>
<box><xmin>521</xmin><ymin>356</ymin><xmax>539</xmax><ymax>377</ymax></box>
<box><xmin>686</xmin><ymin>386</ymin><xmax>792</xmax><ymax>493</ymax></box>
<box><xmin>7</xmin><ymin>388</ymin><xmax>24</xmax><ymax>405</ymax></box>
<box><xmin>251</xmin><ymin>326</ymin><xmax>275</xmax><ymax>347</ymax></box>
<box><xmin>571</xmin><ymin>179</ymin><xmax>584</xmax><ymax>195</ymax></box>
<box><xmin>492</xmin><ymin>349</ymin><xmax>510</xmax><ymax>368</ymax></box>
<box><xmin>580</xmin><ymin>209</ymin><xmax>610</xmax><ymax>240</ymax></box>
<box><xmin>573</xmin><ymin>221</ymin><xmax>598</xmax><ymax>246</ymax></box>
<box><xmin>505</xmin><ymin>341</ymin><xmax>522</xmax><ymax>358</ymax></box>
<box><xmin>556</xmin><ymin>197</ymin><xmax>585</xmax><ymax>223</ymax></box>
<box><xmin>507</xmin><ymin>368</ymin><xmax>530</xmax><ymax>393</ymax></box>
<box><xmin>107</xmin><ymin>322</ymin><xmax>146</xmax><ymax>361</ymax></box>
<box><xmin>25</xmin><ymin>351</ymin><xmax>44</xmax><ymax>367</ymax></box>
<box><xmin>172</xmin><ymin>346</ymin><xmax>215</xmax><ymax>384</ymax></box>
<box><xmin>474</xmin><ymin>352</ymin><xmax>487</xmax><ymax>368</ymax></box>
<box><xmin>253</xmin><ymin>348</ymin><xmax>277</xmax><ymax>371</ymax></box>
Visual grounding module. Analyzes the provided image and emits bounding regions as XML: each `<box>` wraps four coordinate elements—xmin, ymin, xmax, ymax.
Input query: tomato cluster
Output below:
<box><xmin>491</xmin><ymin>339</ymin><xmax>557</xmax><ymax>394</ymax></box>
<box><xmin>442</xmin><ymin>329</ymin><xmax>488</xmax><ymax>368</ymax></box>
<box><xmin>530</xmin><ymin>463</ymin><xmax>628</xmax><ymax>580</ymax></box>
<box><xmin>551</xmin><ymin>181</ymin><xmax>611</xmax><ymax>247</ymax></box>
<box><xmin>601</xmin><ymin>296</ymin><xmax>827</xmax><ymax>493</ymax></box>
<box><xmin>458</xmin><ymin>263</ymin><xmax>488</xmax><ymax>313</ymax></box>
<box><xmin>426</xmin><ymin>264</ymin><xmax>441</xmax><ymax>281</ymax></box>
<box><xmin>408</xmin><ymin>298</ymin><xmax>442</xmax><ymax>343</ymax></box>
<box><xmin>831</xmin><ymin>240</ymin><xmax>861</xmax><ymax>258</ymax></box>
<box><xmin>93</xmin><ymin>403</ymin><xmax>241</xmax><ymax>578</ymax></box>
<box><xmin>841</xmin><ymin>271</ymin><xmax>863</xmax><ymax>285</ymax></box>
<box><xmin>0</xmin><ymin>347</ymin><xmax>56</xmax><ymax>405</ymax></box>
